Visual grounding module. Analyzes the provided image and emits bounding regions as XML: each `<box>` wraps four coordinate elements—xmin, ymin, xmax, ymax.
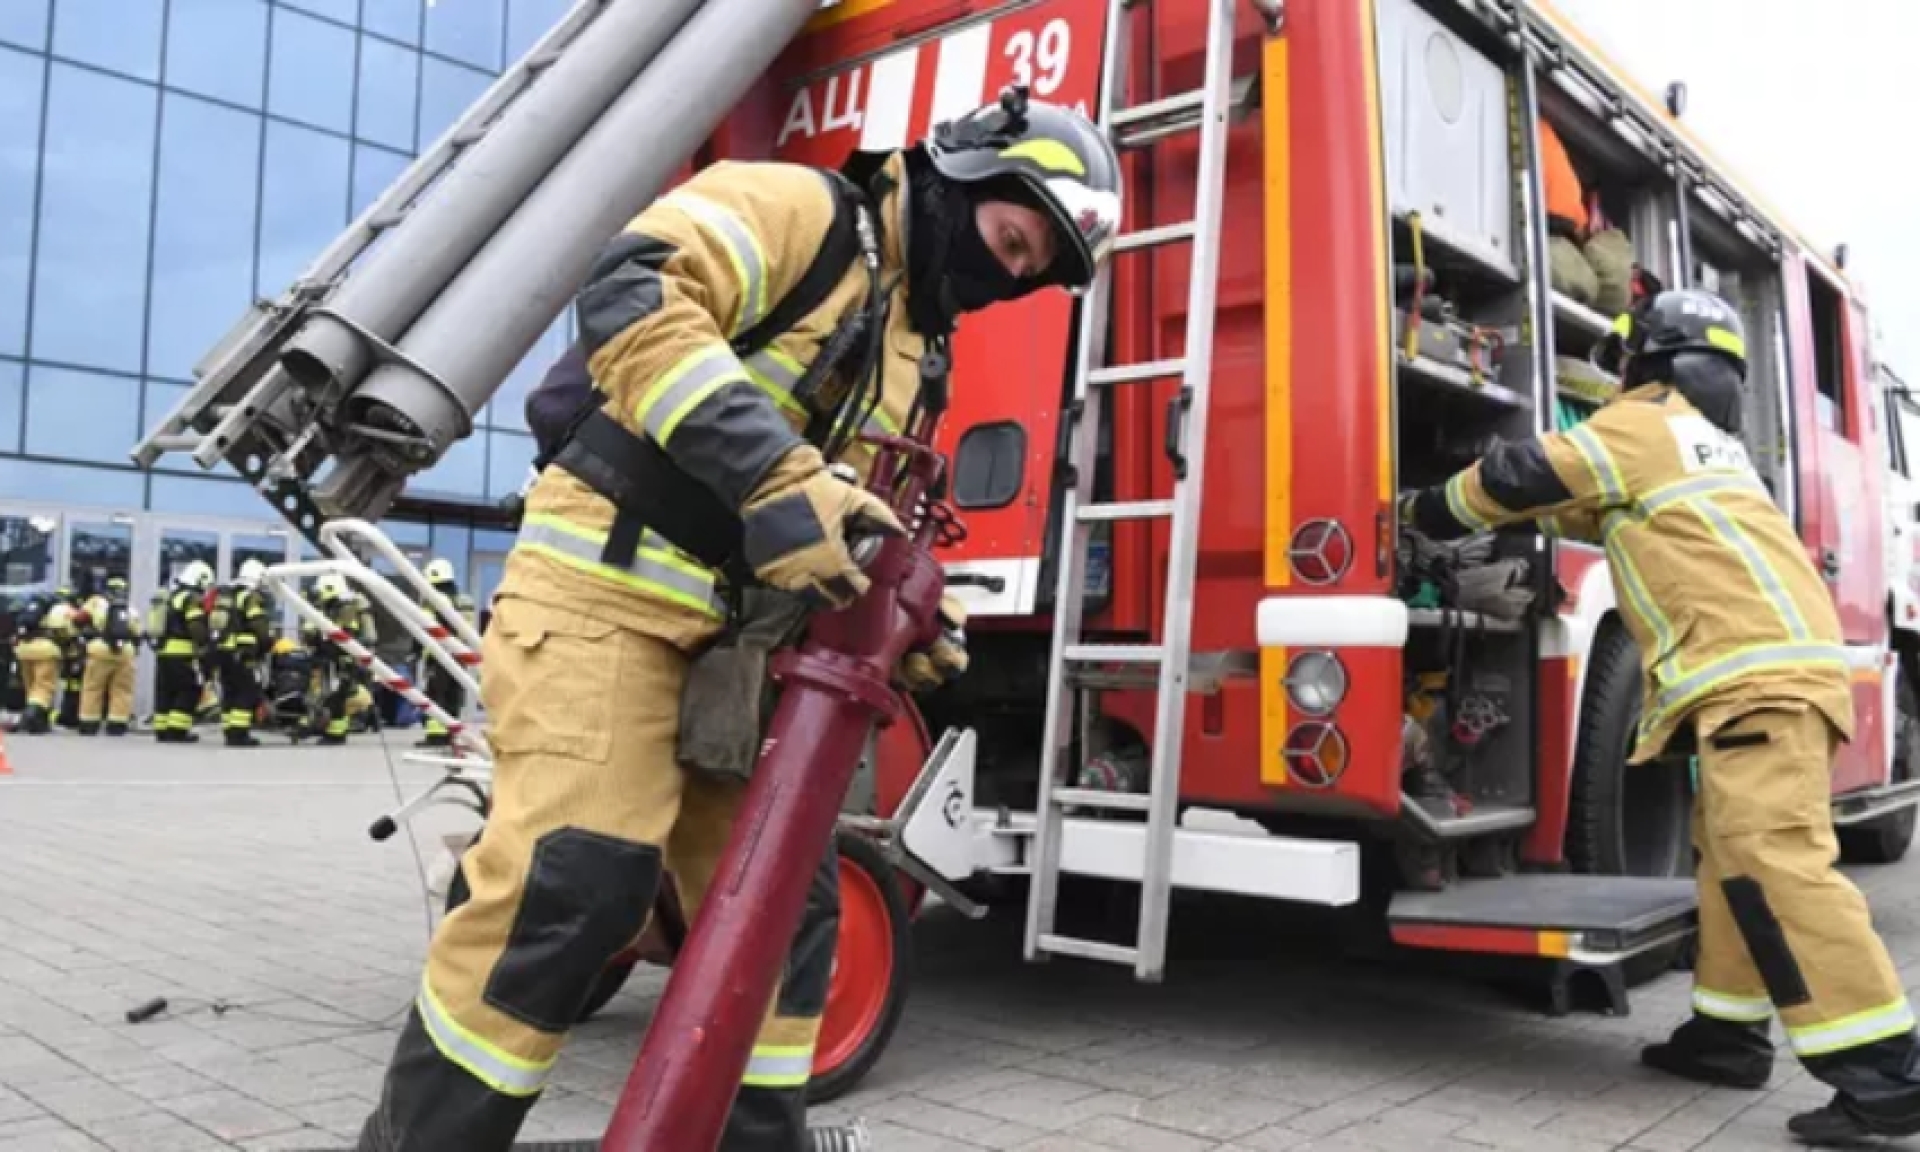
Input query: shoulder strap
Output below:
<box><xmin>730</xmin><ymin>170</ymin><xmax>872</xmax><ymax>359</ymax></box>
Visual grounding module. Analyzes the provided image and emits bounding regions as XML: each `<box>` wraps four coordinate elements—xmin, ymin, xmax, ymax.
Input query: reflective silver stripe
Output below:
<box><xmin>516</xmin><ymin>515</ymin><xmax>723</xmax><ymax>619</ymax></box>
<box><xmin>741</xmin><ymin>1046</ymin><xmax>814</xmax><ymax>1087</ymax></box>
<box><xmin>743</xmin><ymin>347</ymin><xmax>809</xmax><ymax>419</ymax></box>
<box><xmin>1690</xmin><ymin>497</ymin><xmax>1811</xmax><ymax>641</ymax></box>
<box><xmin>1602</xmin><ymin>512</ymin><xmax>1679</xmax><ymax>683</ymax></box>
<box><xmin>1787</xmin><ymin>999</ymin><xmax>1918</xmax><ymax>1057</ymax></box>
<box><xmin>1693</xmin><ymin>987</ymin><xmax>1773</xmax><ymax>1023</ymax></box>
<box><xmin>636</xmin><ymin>347</ymin><xmax>754</xmax><ymax>444</ymax></box>
<box><xmin>1565</xmin><ymin>424</ymin><xmax>1626</xmax><ymax>504</ymax></box>
<box><xmin>1636</xmin><ymin>472</ymin><xmax>1768</xmax><ymax>517</ymax></box>
<box><xmin>1444</xmin><ymin>471</ymin><xmax>1494</xmax><ymax>532</ymax></box>
<box><xmin>1651</xmin><ymin>641</ymin><xmax>1848</xmax><ymax>725</ymax></box>
<box><xmin>665</xmin><ymin>190</ymin><xmax>769</xmax><ymax>334</ymax></box>
<box><xmin>416</xmin><ymin>978</ymin><xmax>553</xmax><ymax>1097</ymax></box>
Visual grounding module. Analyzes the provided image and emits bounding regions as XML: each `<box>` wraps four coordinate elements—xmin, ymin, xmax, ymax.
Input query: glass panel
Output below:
<box><xmin>0</xmin><ymin>0</ymin><xmax>49</xmax><ymax>50</ymax></box>
<box><xmin>54</xmin><ymin>0</ymin><xmax>164</xmax><ymax>81</ymax></box>
<box><xmin>486</xmin><ymin>430</ymin><xmax>534</xmax><ymax>499</ymax></box>
<box><xmin>229</xmin><ymin>533</ymin><xmax>289</xmax><ymax>582</ymax></box>
<box><xmin>428</xmin><ymin>522</ymin><xmax>471</xmax><ymax>586</ymax></box>
<box><xmin>150</xmin><ymin>94</ymin><xmax>261</xmax><ymax>381</ymax></box>
<box><xmin>33</xmin><ymin>65</ymin><xmax>157</xmax><ymax>373</ymax></box>
<box><xmin>0</xmin><ymin>460</ymin><xmax>143</xmax><ymax>508</ymax></box>
<box><xmin>362</xmin><ymin>0</ymin><xmax>421</xmax><ymax>46</ymax></box>
<box><xmin>0</xmin><ymin>50</ymin><xmax>42</xmax><ymax>358</ymax></box>
<box><xmin>487</xmin><ymin>313</ymin><xmax>568</xmax><ymax>432</ymax></box>
<box><xmin>278</xmin><ymin>0</ymin><xmax>355</xmax><ymax>27</ymax></box>
<box><xmin>410</xmin><ymin>433</ymin><xmax>487</xmax><ymax>499</ymax></box>
<box><xmin>425</xmin><ymin>0</ymin><xmax>503</xmax><ymax>71</ymax></box>
<box><xmin>25</xmin><ymin>366</ymin><xmax>141</xmax><ymax>465</ymax></box>
<box><xmin>471</xmin><ymin>551</ymin><xmax>505</xmax><ymax>619</ymax></box>
<box><xmin>66</xmin><ymin>521</ymin><xmax>131</xmax><ymax>598</ymax></box>
<box><xmin>165</xmin><ymin>0</ymin><xmax>268</xmax><ymax>109</ymax></box>
<box><xmin>258</xmin><ymin>120</ymin><xmax>348</xmax><ymax>294</ymax></box>
<box><xmin>352</xmin><ymin>143</ymin><xmax>410</xmax><ymax>216</ymax></box>
<box><xmin>267</xmin><ymin>7</ymin><xmax>354</xmax><ymax>133</ymax></box>
<box><xmin>144</xmin><ymin>380</ymin><xmax>187</xmax><ymax>435</ymax></box>
<box><xmin>356</xmin><ymin>35</ymin><xmax>419</xmax><ymax>151</ymax></box>
<box><xmin>0</xmin><ymin>361</ymin><xmax>21</xmax><ymax>453</ymax></box>
<box><xmin>157</xmin><ymin>528</ymin><xmax>220</xmax><ymax>589</ymax></box>
<box><xmin>148</xmin><ymin>475</ymin><xmax>267</xmax><ymax>519</ymax></box>
<box><xmin>418</xmin><ymin>56</ymin><xmax>489</xmax><ymax>150</ymax></box>
<box><xmin>506</xmin><ymin>0</ymin><xmax>569</xmax><ymax>62</ymax></box>
<box><xmin>0</xmin><ymin>514</ymin><xmax>57</xmax><ymax>597</ymax></box>
<box><xmin>378</xmin><ymin>517</ymin><xmax>431</xmax><ymax>546</ymax></box>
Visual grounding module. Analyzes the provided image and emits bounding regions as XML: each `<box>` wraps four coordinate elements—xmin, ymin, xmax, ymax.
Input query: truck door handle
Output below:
<box><xmin>1164</xmin><ymin>387</ymin><xmax>1193</xmax><ymax>481</ymax></box>
<box><xmin>1821</xmin><ymin>547</ymin><xmax>1841</xmax><ymax>580</ymax></box>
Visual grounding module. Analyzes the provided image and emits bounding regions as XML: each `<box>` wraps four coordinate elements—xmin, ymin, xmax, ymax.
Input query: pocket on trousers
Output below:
<box><xmin>1698</xmin><ymin>703</ymin><xmax>1831</xmax><ymax>837</ymax></box>
<box><xmin>486</xmin><ymin>598</ymin><xmax>624</xmax><ymax>764</ymax></box>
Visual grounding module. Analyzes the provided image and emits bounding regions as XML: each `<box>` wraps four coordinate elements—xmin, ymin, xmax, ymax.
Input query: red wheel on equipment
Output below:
<box><xmin>808</xmin><ymin>832</ymin><xmax>912</xmax><ymax>1103</ymax></box>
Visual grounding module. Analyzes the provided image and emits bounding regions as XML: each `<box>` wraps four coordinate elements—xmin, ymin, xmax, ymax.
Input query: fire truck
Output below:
<box><xmin>134</xmin><ymin>0</ymin><xmax>1920</xmax><ymax>1107</ymax></box>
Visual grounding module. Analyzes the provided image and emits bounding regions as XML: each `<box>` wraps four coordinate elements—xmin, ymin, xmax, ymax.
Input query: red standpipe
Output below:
<box><xmin>601</xmin><ymin>430</ymin><xmax>953</xmax><ymax>1152</ymax></box>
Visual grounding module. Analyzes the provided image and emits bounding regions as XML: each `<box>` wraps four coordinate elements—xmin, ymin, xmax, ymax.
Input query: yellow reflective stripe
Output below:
<box><xmin>416</xmin><ymin>977</ymin><xmax>554</xmax><ymax>1097</ymax></box>
<box><xmin>160</xmin><ymin>640</ymin><xmax>197</xmax><ymax>656</ymax></box>
<box><xmin>664</xmin><ymin>190</ymin><xmax>769</xmax><ymax>335</ymax></box>
<box><xmin>1565</xmin><ymin>424</ymin><xmax>1626</xmax><ymax>504</ymax></box>
<box><xmin>1706</xmin><ymin>326</ymin><xmax>1746</xmax><ymax>359</ymax></box>
<box><xmin>1648</xmin><ymin>641</ymin><xmax>1848</xmax><ymax>734</ymax></box>
<box><xmin>1787</xmin><ymin>998</ymin><xmax>1917</xmax><ymax>1057</ymax></box>
<box><xmin>1443</xmin><ymin>472</ymin><xmax>1494</xmax><ymax>532</ymax></box>
<box><xmin>1602</xmin><ymin>512</ymin><xmax>1679</xmax><ymax>680</ymax></box>
<box><xmin>743</xmin><ymin>347</ymin><xmax>811</xmax><ymax>420</ymax></box>
<box><xmin>1689</xmin><ymin>498</ymin><xmax>1811</xmax><ymax>641</ymax></box>
<box><xmin>999</xmin><ymin>138</ymin><xmax>1087</xmax><ymax>176</ymax></box>
<box><xmin>741</xmin><ymin>1043</ymin><xmax>814</xmax><ymax>1088</ymax></box>
<box><xmin>517</xmin><ymin>513</ymin><xmax>723</xmax><ymax>620</ymax></box>
<box><xmin>1634</xmin><ymin>472</ymin><xmax>1768</xmax><ymax>517</ymax></box>
<box><xmin>1693</xmin><ymin>987</ymin><xmax>1773</xmax><ymax>1023</ymax></box>
<box><xmin>862</xmin><ymin>401</ymin><xmax>901</xmax><ymax>439</ymax></box>
<box><xmin>635</xmin><ymin>346</ymin><xmax>754</xmax><ymax>444</ymax></box>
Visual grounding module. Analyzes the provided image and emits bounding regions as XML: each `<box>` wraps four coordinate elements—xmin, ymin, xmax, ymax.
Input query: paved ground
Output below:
<box><xmin>2</xmin><ymin>732</ymin><xmax>1919</xmax><ymax>1152</ymax></box>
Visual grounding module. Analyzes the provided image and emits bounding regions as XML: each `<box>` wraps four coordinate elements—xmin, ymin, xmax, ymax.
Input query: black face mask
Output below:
<box><xmin>943</xmin><ymin>209</ymin><xmax>1027</xmax><ymax>314</ymax></box>
<box><xmin>902</xmin><ymin>152</ymin><xmax>1039</xmax><ymax>334</ymax></box>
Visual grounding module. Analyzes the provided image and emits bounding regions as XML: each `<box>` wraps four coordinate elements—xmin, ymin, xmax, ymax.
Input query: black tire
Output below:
<box><xmin>1566</xmin><ymin>623</ymin><xmax>1692</xmax><ymax>879</ymax></box>
<box><xmin>1840</xmin><ymin>662</ymin><xmax>1920</xmax><ymax>865</ymax></box>
<box><xmin>441</xmin><ymin>860</ymin><xmax>636</xmax><ymax>1025</ymax></box>
<box><xmin>808</xmin><ymin>832</ymin><xmax>913</xmax><ymax>1104</ymax></box>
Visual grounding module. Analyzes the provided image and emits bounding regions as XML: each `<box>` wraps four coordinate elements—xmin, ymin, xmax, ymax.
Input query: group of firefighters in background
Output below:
<box><xmin>0</xmin><ymin>555</ymin><xmax>475</xmax><ymax>748</ymax></box>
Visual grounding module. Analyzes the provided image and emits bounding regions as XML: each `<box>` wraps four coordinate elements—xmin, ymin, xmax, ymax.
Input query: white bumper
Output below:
<box><xmin>1256</xmin><ymin>595</ymin><xmax>1409</xmax><ymax>647</ymax></box>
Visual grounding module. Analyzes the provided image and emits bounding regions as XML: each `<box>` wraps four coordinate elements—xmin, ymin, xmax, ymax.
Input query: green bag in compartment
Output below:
<box><xmin>1584</xmin><ymin>228</ymin><xmax>1635</xmax><ymax>316</ymax></box>
<box><xmin>1549</xmin><ymin>236</ymin><xmax>1599</xmax><ymax>306</ymax></box>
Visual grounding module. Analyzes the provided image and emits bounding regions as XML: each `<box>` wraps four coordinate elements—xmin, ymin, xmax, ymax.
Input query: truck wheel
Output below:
<box><xmin>809</xmin><ymin>832</ymin><xmax>913</xmax><ymax>1104</ymax></box>
<box><xmin>442</xmin><ymin>862</ymin><xmax>638</xmax><ymax>1025</ymax></box>
<box><xmin>1840</xmin><ymin>666</ymin><xmax>1919</xmax><ymax>865</ymax></box>
<box><xmin>1566</xmin><ymin>623</ymin><xmax>1691</xmax><ymax>880</ymax></box>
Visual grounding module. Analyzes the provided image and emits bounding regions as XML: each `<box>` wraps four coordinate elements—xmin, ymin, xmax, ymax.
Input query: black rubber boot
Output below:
<box><xmin>1793</xmin><ymin>1034</ymin><xmax>1920</xmax><ymax>1144</ymax></box>
<box><xmin>104</xmin><ymin>722</ymin><xmax>127</xmax><ymax>737</ymax></box>
<box><xmin>20</xmin><ymin>705</ymin><xmax>49</xmax><ymax>734</ymax></box>
<box><xmin>1789</xmin><ymin>1090</ymin><xmax>1920</xmax><ymax>1145</ymax></box>
<box><xmin>225</xmin><ymin>730</ymin><xmax>262</xmax><ymax>748</ymax></box>
<box><xmin>1641</xmin><ymin>1015</ymin><xmax>1774</xmax><ymax>1090</ymax></box>
<box><xmin>319</xmin><ymin>733</ymin><xmax>347</xmax><ymax>746</ymax></box>
<box><xmin>76</xmin><ymin>721</ymin><xmax>99</xmax><ymax>735</ymax></box>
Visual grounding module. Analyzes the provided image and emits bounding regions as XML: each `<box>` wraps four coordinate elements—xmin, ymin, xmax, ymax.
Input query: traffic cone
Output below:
<box><xmin>0</xmin><ymin>727</ymin><xmax>12</xmax><ymax>775</ymax></box>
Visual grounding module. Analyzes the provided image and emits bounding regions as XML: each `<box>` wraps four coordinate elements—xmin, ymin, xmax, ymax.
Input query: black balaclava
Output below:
<box><xmin>1627</xmin><ymin>349</ymin><xmax>1746</xmax><ymax>436</ymax></box>
<box><xmin>902</xmin><ymin>150</ymin><xmax>1041</xmax><ymax>336</ymax></box>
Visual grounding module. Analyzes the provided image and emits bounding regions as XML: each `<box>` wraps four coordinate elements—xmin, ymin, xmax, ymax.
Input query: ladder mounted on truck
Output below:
<box><xmin>1023</xmin><ymin>0</ymin><xmax>1243</xmax><ymax>982</ymax></box>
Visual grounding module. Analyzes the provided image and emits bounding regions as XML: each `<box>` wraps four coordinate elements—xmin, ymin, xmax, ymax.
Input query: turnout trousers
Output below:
<box><xmin>421</xmin><ymin>656</ymin><xmax>465</xmax><ymax>739</ymax></box>
<box><xmin>357</xmin><ymin>593</ymin><xmax>842</xmax><ymax>1152</ymax></box>
<box><xmin>1686</xmin><ymin>699</ymin><xmax>1919</xmax><ymax>1101</ymax></box>
<box><xmin>15</xmin><ymin>638</ymin><xmax>61</xmax><ymax>732</ymax></box>
<box><xmin>153</xmin><ymin>654</ymin><xmax>201</xmax><ymax>737</ymax></box>
<box><xmin>220</xmin><ymin>647</ymin><xmax>263</xmax><ymax>734</ymax></box>
<box><xmin>79</xmin><ymin>640</ymin><xmax>136</xmax><ymax>731</ymax></box>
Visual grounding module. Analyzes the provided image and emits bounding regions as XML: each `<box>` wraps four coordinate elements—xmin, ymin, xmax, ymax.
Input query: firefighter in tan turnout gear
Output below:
<box><xmin>356</xmin><ymin>90</ymin><xmax>1121</xmax><ymax>1152</ymax></box>
<box><xmin>1401</xmin><ymin>287</ymin><xmax>1920</xmax><ymax>1145</ymax></box>
<box><xmin>77</xmin><ymin>577</ymin><xmax>140</xmax><ymax>736</ymax></box>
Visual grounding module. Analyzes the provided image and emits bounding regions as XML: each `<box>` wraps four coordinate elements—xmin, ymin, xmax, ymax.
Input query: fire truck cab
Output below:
<box><xmin>722</xmin><ymin>0</ymin><xmax>1920</xmax><ymax>993</ymax></box>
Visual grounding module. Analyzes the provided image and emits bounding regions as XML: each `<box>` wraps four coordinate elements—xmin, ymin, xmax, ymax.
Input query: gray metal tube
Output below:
<box><xmin>347</xmin><ymin>0</ymin><xmax>824</xmax><ymax>453</ymax></box>
<box><xmin>279</xmin><ymin>0</ymin><xmax>705</xmax><ymax>399</ymax></box>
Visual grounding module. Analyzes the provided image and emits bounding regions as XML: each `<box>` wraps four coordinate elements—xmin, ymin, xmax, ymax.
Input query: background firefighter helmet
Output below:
<box><xmin>313</xmin><ymin>572</ymin><xmax>350</xmax><ymax>602</ymax></box>
<box><xmin>236</xmin><ymin>558</ymin><xmax>267</xmax><ymax>589</ymax></box>
<box><xmin>925</xmin><ymin>85</ymin><xmax>1122</xmax><ymax>294</ymax></box>
<box><xmin>174</xmin><ymin>561</ymin><xmax>214</xmax><ymax>590</ymax></box>
<box><xmin>422</xmin><ymin>557</ymin><xmax>456</xmax><ymax>587</ymax></box>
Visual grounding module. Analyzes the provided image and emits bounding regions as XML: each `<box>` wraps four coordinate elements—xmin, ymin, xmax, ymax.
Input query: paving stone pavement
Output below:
<box><xmin>3</xmin><ymin>731</ymin><xmax>1920</xmax><ymax>1151</ymax></box>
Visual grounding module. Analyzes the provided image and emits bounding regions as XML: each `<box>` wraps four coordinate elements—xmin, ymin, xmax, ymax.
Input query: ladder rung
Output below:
<box><xmin>1110</xmin><ymin>90</ymin><xmax>1204</xmax><ymax>130</ymax></box>
<box><xmin>1089</xmin><ymin>359</ymin><xmax>1187</xmax><ymax>386</ymax></box>
<box><xmin>1114</xmin><ymin>221</ymin><xmax>1197</xmax><ymax>253</ymax></box>
<box><xmin>1053</xmin><ymin>788</ymin><xmax>1153</xmax><ymax>813</ymax></box>
<box><xmin>1037</xmin><ymin>934</ymin><xmax>1141</xmax><ymax>966</ymax></box>
<box><xmin>1065</xmin><ymin>644</ymin><xmax>1166</xmax><ymax>664</ymax></box>
<box><xmin>1078</xmin><ymin>500</ymin><xmax>1174</xmax><ymax>522</ymax></box>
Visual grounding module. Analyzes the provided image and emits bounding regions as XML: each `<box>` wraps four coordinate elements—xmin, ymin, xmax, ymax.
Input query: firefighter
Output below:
<box><xmin>1398</xmin><ymin>287</ymin><xmax>1920</xmax><ymax>1145</ymax></box>
<box><xmin>414</xmin><ymin>557</ymin><xmax>474</xmax><ymax>748</ymax></box>
<box><xmin>217</xmin><ymin>559</ymin><xmax>274</xmax><ymax>747</ymax></box>
<box><xmin>155</xmin><ymin>562</ymin><xmax>215</xmax><ymax>743</ymax></box>
<box><xmin>13</xmin><ymin>594</ymin><xmax>61</xmax><ymax>734</ymax></box>
<box><xmin>305</xmin><ymin>574</ymin><xmax>375</xmax><ymax>746</ymax></box>
<box><xmin>77</xmin><ymin>577</ymin><xmax>139</xmax><ymax>736</ymax></box>
<box><xmin>354</xmin><ymin>92</ymin><xmax>1118</xmax><ymax>1152</ymax></box>
<box><xmin>52</xmin><ymin>585</ymin><xmax>86</xmax><ymax>729</ymax></box>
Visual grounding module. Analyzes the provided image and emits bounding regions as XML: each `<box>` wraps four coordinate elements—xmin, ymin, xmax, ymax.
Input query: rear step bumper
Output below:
<box><xmin>1388</xmin><ymin>874</ymin><xmax>1698</xmax><ymax>963</ymax></box>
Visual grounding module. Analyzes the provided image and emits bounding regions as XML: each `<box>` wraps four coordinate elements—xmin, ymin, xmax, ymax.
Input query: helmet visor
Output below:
<box><xmin>1031</xmin><ymin>175</ymin><xmax>1121</xmax><ymax>290</ymax></box>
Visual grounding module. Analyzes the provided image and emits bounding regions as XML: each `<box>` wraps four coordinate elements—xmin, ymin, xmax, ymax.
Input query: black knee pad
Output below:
<box><xmin>485</xmin><ymin>827</ymin><xmax>662</xmax><ymax>1032</ymax></box>
<box><xmin>1722</xmin><ymin>876</ymin><xmax>1812</xmax><ymax>1010</ymax></box>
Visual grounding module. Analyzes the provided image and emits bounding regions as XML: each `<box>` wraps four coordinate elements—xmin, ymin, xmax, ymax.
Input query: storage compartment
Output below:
<box><xmin>1687</xmin><ymin>197</ymin><xmax>1795</xmax><ymax>508</ymax></box>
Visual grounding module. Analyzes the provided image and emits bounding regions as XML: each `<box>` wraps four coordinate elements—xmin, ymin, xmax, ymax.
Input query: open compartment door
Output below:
<box><xmin>768</xmin><ymin>0</ymin><xmax>1114</xmax><ymax>617</ymax></box>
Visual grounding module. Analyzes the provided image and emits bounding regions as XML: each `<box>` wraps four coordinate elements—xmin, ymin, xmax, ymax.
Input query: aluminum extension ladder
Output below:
<box><xmin>1021</xmin><ymin>0</ymin><xmax>1239</xmax><ymax>982</ymax></box>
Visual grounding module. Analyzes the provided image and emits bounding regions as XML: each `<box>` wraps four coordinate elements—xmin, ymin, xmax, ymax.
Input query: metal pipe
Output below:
<box><xmin>344</xmin><ymin>0</ymin><xmax>822</xmax><ymax>459</ymax></box>
<box><xmin>277</xmin><ymin>0</ymin><xmax>704</xmax><ymax>404</ymax></box>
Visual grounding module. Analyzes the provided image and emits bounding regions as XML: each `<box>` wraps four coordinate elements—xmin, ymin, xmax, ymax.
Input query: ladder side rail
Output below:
<box><xmin>1021</xmin><ymin>0</ymin><xmax>1139</xmax><ymax>967</ymax></box>
<box><xmin>1132</xmin><ymin>0</ymin><xmax>1238</xmax><ymax>981</ymax></box>
<box><xmin>320</xmin><ymin>519</ymin><xmax>487</xmax><ymax>655</ymax></box>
